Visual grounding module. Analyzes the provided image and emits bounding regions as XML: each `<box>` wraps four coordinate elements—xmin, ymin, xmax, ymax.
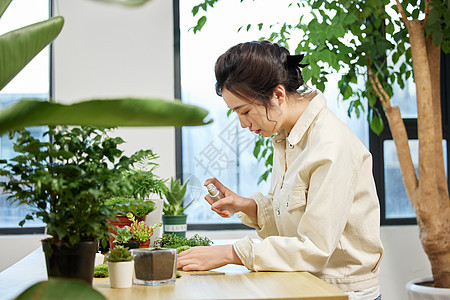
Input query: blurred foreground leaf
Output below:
<box><xmin>15</xmin><ymin>279</ymin><xmax>105</xmax><ymax>300</ymax></box>
<box><xmin>0</xmin><ymin>98</ymin><xmax>212</xmax><ymax>135</ymax></box>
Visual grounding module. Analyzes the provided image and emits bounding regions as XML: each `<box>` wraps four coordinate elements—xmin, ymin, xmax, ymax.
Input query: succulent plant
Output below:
<box><xmin>106</xmin><ymin>245</ymin><xmax>134</xmax><ymax>262</ymax></box>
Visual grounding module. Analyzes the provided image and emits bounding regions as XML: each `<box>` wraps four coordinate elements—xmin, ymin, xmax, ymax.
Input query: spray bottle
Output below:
<box><xmin>206</xmin><ymin>183</ymin><xmax>235</xmax><ymax>217</ymax></box>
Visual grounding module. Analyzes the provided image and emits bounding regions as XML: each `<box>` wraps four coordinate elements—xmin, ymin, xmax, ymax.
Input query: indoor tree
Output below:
<box><xmin>191</xmin><ymin>0</ymin><xmax>450</xmax><ymax>288</ymax></box>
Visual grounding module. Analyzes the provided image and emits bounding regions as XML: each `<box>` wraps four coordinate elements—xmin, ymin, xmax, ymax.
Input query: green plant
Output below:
<box><xmin>94</xmin><ymin>264</ymin><xmax>109</xmax><ymax>278</ymax></box>
<box><xmin>162</xmin><ymin>178</ymin><xmax>193</xmax><ymax>215</ymax></box>
<box><xmin>112</xmin><ymin>226</ymin><xmax>133</xmax><ymax>244</ymax></box>
<box><xmin>0</xmin><ymin>126</ymin><xmax>154</xmax><ymax>245</ymax></box>
<box><xmin>127</xmin><ymin>213</ymin><xmax>161</xmax><ymax>243</ymax></box>
<box><xmin>106</xmin><ymin>245</ymin><xmax>134</xmax><ymax>262</ymax></box>
<box><xmin>155</xmin><ymin>233</ymin><xmax>213</xmax><ymax>249</ymax></box>
<box><xmin>192</xmin><ymin>0</ymin><xmax>450</xmax><ymax>287</ymax></box>
<box><xmin>105</xmin><ymin>197</ymin><xmax>155</xmax><ymax>218</ymax></box>
<box><xmin>124</xmin><ymin>151</ymin><xmax>168</xmax><ymax>199</ymax></box>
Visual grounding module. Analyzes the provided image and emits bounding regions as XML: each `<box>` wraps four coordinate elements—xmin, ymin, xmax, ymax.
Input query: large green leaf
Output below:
<box><xmin>0</xmin><ymin>16</ymin><xmax>64</xmax><ymax>91</ymax></box>
<box><xmin>0</xmin><ymin>98</ymin><xmax>212</xmax><ymax>135</ymax></box>
<box><xmin>16</xmin><ymin>279</ymin><xmax>106</xmax><ymax>300</ymax></box>
<box><xmin>91</xmin><ymin>0</ymin><xmax>154</xmax><ymax>6</ymax></box>
<box><xmin>0</xmin><ymin>0</ymin><xmax>13</xmax><ymax>19</ymax></box>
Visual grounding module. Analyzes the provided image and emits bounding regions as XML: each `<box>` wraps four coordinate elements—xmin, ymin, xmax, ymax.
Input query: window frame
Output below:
<box><xmin>0</xmin><ymin>0</ymin><xmax>53</xmax><ymax>235</ymax></box>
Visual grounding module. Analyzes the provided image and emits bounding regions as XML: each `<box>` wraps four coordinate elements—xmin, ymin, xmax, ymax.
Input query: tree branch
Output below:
<box><xmin>385</xmin><ymin>106</ymin><xmax>418</xmax><ymax>201</ymax></box>
<box><xmin>424</xmin><ymin>0</ymin><xmax>431</xmax><ymax>25</ymax></box>
<box><xmin>396</xmin><ymin>0</ymin><xmax>409</xmax><ymax>28</ymax></box>
<box><xmin>368</xmin><ymin>65</ymin><xmax>391</xmax><ymax>109</ymax></box>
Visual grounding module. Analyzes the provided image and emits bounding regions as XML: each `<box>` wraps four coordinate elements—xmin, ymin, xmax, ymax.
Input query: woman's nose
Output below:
<box><xmin>238</xmin><ymin>116</ymin><xmax>250</xmax><ymax>129</ymax></box>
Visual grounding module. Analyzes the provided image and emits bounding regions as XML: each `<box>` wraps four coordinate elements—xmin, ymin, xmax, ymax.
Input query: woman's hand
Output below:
<box><xmin>177</xmin><ymin>245</ymin><xmax>242</xmax><ymax>271</ymax></box>
<box><xmin>204</xmin><ymin>178</ymin><xmax>257</xmax><ymax>219</ymax></box>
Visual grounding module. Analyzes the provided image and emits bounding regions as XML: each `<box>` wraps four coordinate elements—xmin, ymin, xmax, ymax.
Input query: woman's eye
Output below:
<box><xmin>240</xmin><ymin>111</ymin><xmax>249</xmax><ymax>116</ymax></box>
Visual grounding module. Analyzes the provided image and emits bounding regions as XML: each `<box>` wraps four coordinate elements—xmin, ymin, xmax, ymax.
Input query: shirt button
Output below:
<box><xmin>289</xmin><ymin>143</ymin><xmax>294</xmax><ymax>149</ymax></box>
<box><xmin>276</xmin><ymin>208</ymin><xmax>280</xmax><ymax>215</ymax></box>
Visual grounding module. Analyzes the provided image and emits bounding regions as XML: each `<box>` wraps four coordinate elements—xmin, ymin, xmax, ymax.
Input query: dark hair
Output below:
<box><xmin>214</xmin><ymin>41</ymin><xmax>305</xmax><ymax>108</ymax></box>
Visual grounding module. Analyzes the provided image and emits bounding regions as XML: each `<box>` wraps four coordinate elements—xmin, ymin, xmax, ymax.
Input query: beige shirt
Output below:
<box><xmin>234</xmin><ymin>92</ymin><xmax>384</xmax><ymax>292</ymax></box>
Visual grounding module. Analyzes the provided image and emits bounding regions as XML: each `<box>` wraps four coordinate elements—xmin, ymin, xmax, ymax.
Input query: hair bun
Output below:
<box><xmin>286</xmin><ymin>54</ymin><xmax>309</xmax><ymax>69</ymax></box>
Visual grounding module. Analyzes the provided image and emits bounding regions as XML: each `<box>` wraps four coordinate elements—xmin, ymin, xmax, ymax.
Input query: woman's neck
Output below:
<box><xmin>282</xmin><ymin>90</ymin><xmax>317</xmax><ymax>135</ymax></box>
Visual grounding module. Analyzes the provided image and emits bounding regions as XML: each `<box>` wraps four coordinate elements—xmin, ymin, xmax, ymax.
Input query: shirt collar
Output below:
<box><xmin>273</xmin><ymin>91</ymin><xmax>327</xmax><ymax>146</ymax></box>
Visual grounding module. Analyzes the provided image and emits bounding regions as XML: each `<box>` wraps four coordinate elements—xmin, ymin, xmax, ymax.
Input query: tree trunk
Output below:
<box><xmin>407</xmin><ymin>20</ymin><xmax>450</xmax><ymax>288</ymax></box>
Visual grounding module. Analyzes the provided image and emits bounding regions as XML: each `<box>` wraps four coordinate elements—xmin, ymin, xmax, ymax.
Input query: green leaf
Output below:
<box><xmin>0</xmin><ymin>98</ymin><xmax>212</xmax><ymax>135</ymax></box>
<box><xmin>193</xmin><ymin>16</ymin><xmax>207</xmax><ymax>33</ymax></box>
<box><xmin>369</xmin><ymin>109</ymin><xmax>384</xmax><ymax>135</ymax></box>
<box><xmin>16</xmin><ymin>279</ymin><xmax>106</xmax><ymax>300</ymax></box>
<box><xmin>0</xmin><ymin>0</ymin><xmax>13</xmax><ymax>19</ymax></box>
<box><xmin>192</xmin><ymin>5</ymin><xmax>200</xmax><ymax>16</ymax></box>
<box><xmin>0</xmin><ymin>16</ymin><xmax>64</xmax><ymax>91</ymax></box>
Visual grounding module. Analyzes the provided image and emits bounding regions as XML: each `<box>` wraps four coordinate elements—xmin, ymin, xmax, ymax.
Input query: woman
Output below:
<box><xmin>177</xmin><ymin>41</ymin><xmax>383</xmax><ymax>300</ymax></box>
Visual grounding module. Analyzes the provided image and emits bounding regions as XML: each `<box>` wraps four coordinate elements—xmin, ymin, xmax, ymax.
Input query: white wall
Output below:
<box><xmin>53</xmin><ymin>0</ymin><xmax>176</xmax><ymax>180</ymax></box>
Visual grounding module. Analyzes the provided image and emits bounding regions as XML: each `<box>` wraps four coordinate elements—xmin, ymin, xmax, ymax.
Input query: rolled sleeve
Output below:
<box><xmin>238</xmin><ymin>192</ymin><xmax>278</xmax><ymax>238</ymax></box>
<box><xmin>233</xmin><ymin>236</ymin><xmax>255</xmax><ymax>270</ymax></box>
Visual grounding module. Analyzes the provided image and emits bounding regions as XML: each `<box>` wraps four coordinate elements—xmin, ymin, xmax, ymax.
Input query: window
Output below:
<box><xmin>177</xmin><ymin>0</ymin><xmax>368</xmax><ymax>229</ymax></box>
<box><xmin>0</xmin><ymin>0</ymin><xmax>50</xmax><ymax>232</ymax></box>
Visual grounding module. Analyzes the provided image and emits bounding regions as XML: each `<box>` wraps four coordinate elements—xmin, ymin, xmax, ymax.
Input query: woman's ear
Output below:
<box><xmin>272</xmin><ymin>85</ymin><xmax>286</xmax><ymax>106</ymax></box>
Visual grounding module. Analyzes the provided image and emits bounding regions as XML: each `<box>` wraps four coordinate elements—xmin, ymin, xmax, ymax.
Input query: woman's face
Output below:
<box><xmin>222</xmin><ymin>88</ymin><xmax>283</xmax><ymax>137</ymax></box>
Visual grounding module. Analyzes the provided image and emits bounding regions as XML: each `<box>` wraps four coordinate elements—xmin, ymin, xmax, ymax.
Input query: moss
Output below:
<box><xmin>94</xmin><ymin>264</ymin><xmax>109</xmax><ymax>278</ymax></box>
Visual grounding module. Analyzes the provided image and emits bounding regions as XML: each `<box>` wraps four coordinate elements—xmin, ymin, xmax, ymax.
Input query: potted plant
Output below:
<box><xmin>111</xmin><ymin>226</ymin><xmax>140</xmax><ymax>249</ymax></box>
<box><xmin>106</xmin><ymin>245</ymin><xmax>134</xmax><ymax>289</ymax></box>
<box><xmin>0</xmin><ymin>126</ymin><xmax>155</xmax><ymax>285</ymax></box>
<box><xmin>132</xmin><ymin>247</ymin><xmax>177</xmax><ymax>286</ymax></box>
<box><xmin>127</xmin><ymin>213</ymin><xmax>161</xmax><ymax>248</ymax></box>
<box><xmin>105</xmin><ymin>196</ymin><xmax>155</xmax><ymax>249</ymax></box>
<box><xmin>105</xmin><ymin>152</ymin><xmax>168</xmax><ymax>249</ymax></box>
<box><xmin>162</xmin><ymin>178</ymin><xmax>193</xmax><ymax>238</ymax></box>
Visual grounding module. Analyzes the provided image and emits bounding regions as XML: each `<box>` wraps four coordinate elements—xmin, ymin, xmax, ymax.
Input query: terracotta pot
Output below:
<box><xmin>139</xmin><ymin>240</ymin><xmax>150</xmax><ymax>248</ymax></box>
<box><xmin>406</xmin><ymin>277</ymin><xmax>450</xmax><ymax>300</ymax></box>
<box><xmin>107</xmin><ymin>215</ymin><xmax>144</xmax><ymax>249</ymax></box>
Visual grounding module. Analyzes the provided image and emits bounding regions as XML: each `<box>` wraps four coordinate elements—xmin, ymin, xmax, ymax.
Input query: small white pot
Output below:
<box><xmin>406</xmin><ymin>277</ymin><xmax>450</xmax><ymax>300</ymax></box>
<box><xmin>108</xmin><ymin>261</ymin><xmax>134</xmax><ymax>288</ymax></box>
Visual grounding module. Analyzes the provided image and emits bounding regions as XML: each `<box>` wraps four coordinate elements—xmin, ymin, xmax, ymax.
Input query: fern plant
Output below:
<box><xmin>162</xmin><ymin>178</ymin><xmax>193</xmax><ymax>215</ymax></box>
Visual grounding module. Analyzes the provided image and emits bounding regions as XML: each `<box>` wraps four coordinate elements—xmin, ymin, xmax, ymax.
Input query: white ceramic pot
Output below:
<box><xmin>108</xmin><ymin>261</ymin><xmax>134</xmax><ymax>288</ymax></box>
<box><xmin>406</xmin><ymin>277</ymin><xmax>450</xmax><ymax>300</ymax></box>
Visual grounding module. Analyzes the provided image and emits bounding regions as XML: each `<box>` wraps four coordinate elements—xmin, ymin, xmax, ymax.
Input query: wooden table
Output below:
<box><xmin>0</xmin><ymin>247</ymin><xmax>348</xmax><ymax>300</ymax></box>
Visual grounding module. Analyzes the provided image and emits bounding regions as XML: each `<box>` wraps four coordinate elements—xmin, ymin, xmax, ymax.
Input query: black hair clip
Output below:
<box><xmin>286</xmin><ymin>54</ymin><xmax>309</xmax><ymax>68</ymax></box>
